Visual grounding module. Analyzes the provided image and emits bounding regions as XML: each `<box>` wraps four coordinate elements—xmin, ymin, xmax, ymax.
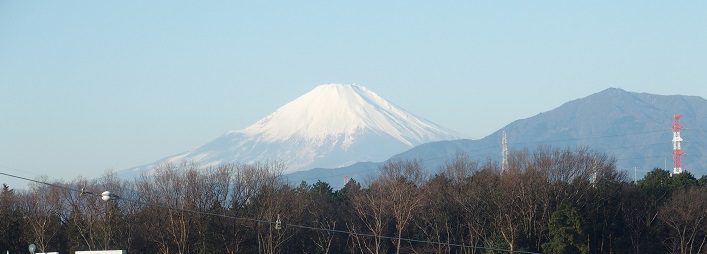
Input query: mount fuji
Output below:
<box><xmin>121</xmin><ymin>84</ymin><xmax>461</xmax><ymax>177</ymax></box>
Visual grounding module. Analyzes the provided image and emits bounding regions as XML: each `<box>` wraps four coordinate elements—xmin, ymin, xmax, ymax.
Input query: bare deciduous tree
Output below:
<box><xmin>23</xmin><ymin>178</ymin><xmax>64</xmax><ymax>253</ymax></box>
<box><xmin>658</xmin><ymin>187</ymin><xmax>707</xmax><ymax>254</ymax></box>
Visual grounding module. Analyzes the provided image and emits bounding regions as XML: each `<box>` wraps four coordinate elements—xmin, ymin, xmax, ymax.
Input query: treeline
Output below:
<box><xmin>1</xmin><ymin>146</ymin><xmax>707</xmax><ymax>254</ymax></box>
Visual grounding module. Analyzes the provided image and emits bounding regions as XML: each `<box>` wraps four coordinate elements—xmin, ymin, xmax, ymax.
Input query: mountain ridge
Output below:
<box><xmin>120</xmin><ymin>84</ymin><xmax>462</xmax><ymax>178</ymax></box>
<box><xmin>288</xmin><ymin>88</ymin><xmax>707</xmax><ymax>187</ymax></box>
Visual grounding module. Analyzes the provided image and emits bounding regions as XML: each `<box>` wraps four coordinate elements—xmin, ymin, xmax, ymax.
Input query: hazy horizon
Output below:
<box><xmin>2</xmin><ymin>1</ymin><xmax>706</xmax><ymax>187</ymax></box>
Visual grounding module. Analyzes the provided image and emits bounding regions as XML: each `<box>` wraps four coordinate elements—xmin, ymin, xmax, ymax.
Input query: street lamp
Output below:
<box><xmin>101</xmin><ymin>191</ymin><xmax>119</xmax><ymax>201</ymax></box>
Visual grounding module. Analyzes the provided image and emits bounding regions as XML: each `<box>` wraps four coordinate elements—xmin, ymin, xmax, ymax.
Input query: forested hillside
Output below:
<box><xmin>2</xmin><ymin>146</ymin><xmax>707</xmax><ymax>254</ymax></box>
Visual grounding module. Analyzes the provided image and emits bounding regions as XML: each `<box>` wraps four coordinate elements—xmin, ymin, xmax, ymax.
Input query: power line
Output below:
<box><xmin>0</xmin><ymin>170</ymin><xmax>541</xmax><ymax>254</ymax></box>
<box><xmin>300</xmin><ymin>129</ymin><xmax>672</xmax><ymax>183</ymax></box>
<box><xmin>0</xmin><ymin>164</ymin><xmax>45</xmax><ymax>180</ymax></box>
<box><xmin>297</xmin><ymin>144</ymin><xmax>502</xmax><ymax>183</ymax></box>
<box><xmin>508</xmin><ymin>129</ymin><xmax>667</xmax><ymax>146</ymax></box>
<box><xmin>0</xmin><ymin>170</ymin><xmax>84</xmax><ymax>194</ymax></box>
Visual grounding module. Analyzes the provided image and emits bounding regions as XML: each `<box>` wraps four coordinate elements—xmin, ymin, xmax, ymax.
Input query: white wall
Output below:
<box><xmin>75</xmin><ymin>251</ymin><xmax>126</xmax><ymax>254</ymax></box>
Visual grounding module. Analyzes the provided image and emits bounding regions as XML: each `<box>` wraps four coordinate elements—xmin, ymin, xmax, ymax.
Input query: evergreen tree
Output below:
<box><xmin>65</xmin><ymin>205</ymin><xmax>87</xmax><ymax>253</ymax></box>
<box><xmin>542</xmin><ymin>202</ymin><xmax>588</xmax><ymax>254</ymax></box>
<box><xmin>310</xmin><ymin>180</ymin><xmax>334</xmax><ymax>198</ymax></box>
<box><xmin>0</xmin><ymin>184</ymin><xmax>25</xmax><ymax>253</ymax></box>
<box><xmin>667</xmin><ymin>171</ymin><xmax>698</xmax><ymax>191</ymax></box>
<box><xmin>637</xmin><ymin>168</ymin><xmax>670</xmax><ymax>196</ymax></box>
<box><xmin>699</xmin><ymin>175</ymin><xmax>707</xmax><ymax>187</ymax></box>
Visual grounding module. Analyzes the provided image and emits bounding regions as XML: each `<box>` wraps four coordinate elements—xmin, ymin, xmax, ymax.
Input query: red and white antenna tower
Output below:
<box><xmin>672</xmin><ymin>114</ymin><xmax>684</xmax><ymax>175</ymax></box>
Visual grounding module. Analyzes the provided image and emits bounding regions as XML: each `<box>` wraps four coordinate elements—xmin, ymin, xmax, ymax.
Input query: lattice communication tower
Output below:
<box><xmin>672</xmin><ymin>114</ymin><xmax>684</xmax><ymax>175</ymax></box>
<box><xmin>501</xmin><ymin>130</ymin><xmax>508</xmax><ymax>174</ymax></box>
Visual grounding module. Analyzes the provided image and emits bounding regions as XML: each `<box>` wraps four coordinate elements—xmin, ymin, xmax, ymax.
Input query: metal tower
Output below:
<box><xmin>501</xmin><ymin>130</ymin><xmax>508</xmax><ymax>174</ymax></box>
<box><xmin>672</xmin><ymin>114</ymin><xmax>684</xmax><ymax>175</ymax></box>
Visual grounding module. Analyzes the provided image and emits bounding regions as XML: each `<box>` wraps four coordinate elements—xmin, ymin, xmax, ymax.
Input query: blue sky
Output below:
<box><xmin>2</xmin><ymin>1</ymin><xmax>706</xmax><ymax>187</ymax></box>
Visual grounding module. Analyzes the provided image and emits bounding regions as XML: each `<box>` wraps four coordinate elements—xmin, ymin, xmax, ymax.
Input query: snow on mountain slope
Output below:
<box><xmin>241</xmin><ymin>84</ymin><xmax>457</xmax><ymax>146</ymax></box>
<box><xmin>122</xmin><ymin>84</ymin><xmax>461</xmax><ymax>177</ymax></box>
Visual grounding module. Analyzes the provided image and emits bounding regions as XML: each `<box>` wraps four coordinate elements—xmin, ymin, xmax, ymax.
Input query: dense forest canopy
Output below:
<box><xmin>1</xmin><ymin>146</ymin><xmax>706</xmax><ymax>254</ymax></box>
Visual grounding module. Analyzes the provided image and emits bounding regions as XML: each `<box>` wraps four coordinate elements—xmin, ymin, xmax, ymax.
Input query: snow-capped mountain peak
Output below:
<box><xmin>238</xmin><ymin>84</ymin><xmax>458</xmax><ymax>146</ymax></box>
<box><xmin>123</xmin><ymin>83</ymin><xmax>461</xmax><ymax>176</ymax></box>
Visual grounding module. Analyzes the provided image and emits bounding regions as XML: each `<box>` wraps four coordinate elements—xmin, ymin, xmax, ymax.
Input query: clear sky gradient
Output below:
<box><xmin>2</xmin><ymin>1</ymin><xmax>706</xmax><ymax>187</ymax></box>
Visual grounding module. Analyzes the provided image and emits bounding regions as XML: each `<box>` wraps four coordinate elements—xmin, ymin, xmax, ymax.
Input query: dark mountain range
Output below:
<box><xmin>288</xmin><ymin>88</ymin><xmax>707</xmax><ymax>187</ymax></box>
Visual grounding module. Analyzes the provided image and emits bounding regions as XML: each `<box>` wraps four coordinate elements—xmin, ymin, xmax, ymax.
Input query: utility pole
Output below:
<box><xmin>501</xmin><ymin>130</ymin><xmax>508</xmax><ymax>174</ymax></box>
